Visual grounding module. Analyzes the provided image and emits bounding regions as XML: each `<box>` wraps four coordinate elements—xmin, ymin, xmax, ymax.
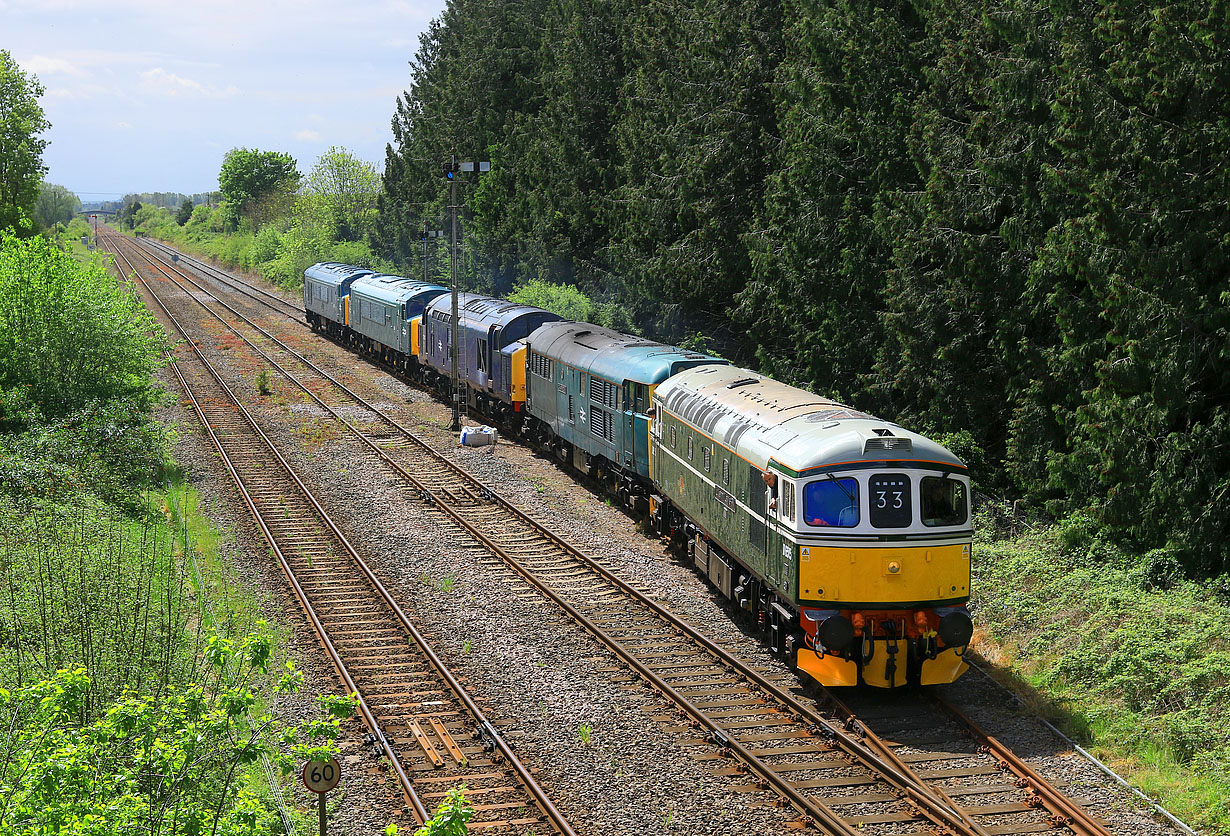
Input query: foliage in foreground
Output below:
<box><xmin>0</xmin><ymin>647</ymin><xmax>355</xmax><ymax>835</ymax></box>
<box><xmin>414</xmin><ymin>786</ymin><xmax>472</xmax><ymax>836</ymax></box>
<box><xmin>0</xmin><ymin>216</ymin><xmax>336</xmax><ymax>834</ymax></box>
<box><xmin>972</xmin><ymin>509</ymin><xmax>1230</xmax><ymax>831</ymax></box>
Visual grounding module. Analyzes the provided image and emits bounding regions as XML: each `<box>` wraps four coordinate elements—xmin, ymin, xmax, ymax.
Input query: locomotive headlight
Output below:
<box><xmin>936</xmin><ymin>609</ymin><xmax>973</xmax><ymax>648</ymax></box>
<box><xmin>817</xmin><ymin>615</ymin><xmax>856</xmax><ymax>653</ymax></box>
<box><xmin>802</xmin><ymin>609</ymin><xmax>855</xmax><ymax>653</ymax></box>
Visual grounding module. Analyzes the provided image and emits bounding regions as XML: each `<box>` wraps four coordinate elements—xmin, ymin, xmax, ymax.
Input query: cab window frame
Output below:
<box><xmin>802</xmin><ymin>476</ymin><xmax>860</xmax><ymax>528</ymax></box>
<box><xmin>921</xmin><ymin>475</ymin><xmax>969</xmax><ymax>527</ymax></box>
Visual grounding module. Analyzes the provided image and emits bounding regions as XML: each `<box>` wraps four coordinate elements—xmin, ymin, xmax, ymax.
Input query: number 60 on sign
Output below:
<box><xmin>302</xmin><ymin>757</ymin><xmax>341</xmax><ymax>794</ymax></box>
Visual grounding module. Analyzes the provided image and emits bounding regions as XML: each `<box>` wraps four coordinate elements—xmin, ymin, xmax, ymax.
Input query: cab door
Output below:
<box><xmin>623</xmin><ymin>382</ymin><xmax>635</xmax><ymax>470</ymax></box>
<box><xmin>623</xmin><ymin>382</ymin><xmax>650</xmax><ymax>473</ymax></box>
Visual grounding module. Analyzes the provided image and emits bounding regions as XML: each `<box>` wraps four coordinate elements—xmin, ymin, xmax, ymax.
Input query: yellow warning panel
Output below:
<box><xmin>796</xmin><ymin>649</ymin><xmax>858</xmax><ymax>687</ymax></box>
<box><xmin>920</xmin><ymin>647</ymin><xmax>969</xmax><ymax>685</ymax></box>
<box><xmin>799</xmin><ymin>543</ymin><xmax>969</xmax><ymax>605</ymax></box>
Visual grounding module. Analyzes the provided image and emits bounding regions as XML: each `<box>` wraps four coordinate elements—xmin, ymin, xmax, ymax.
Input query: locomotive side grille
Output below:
<box><xmin>530</xmin><ymin>350</ymin><xmax>553</xmax><ymax>379</ymax></box>
<box><xmin>589</xmin><ymin>376</ymin><xmax>618</xmax><ymax>409</ymax></box>
<box><xmin>590</xmin><ymin>407</ymin><xmax>614</xmax><ymax>443</ymax></box>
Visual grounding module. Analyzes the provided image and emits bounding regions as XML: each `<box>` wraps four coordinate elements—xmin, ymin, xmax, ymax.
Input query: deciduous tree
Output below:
<box><xmin>0</xmin><ymin>51</ymin><xmax>49</xmax><ymax>233</ymax></box>
<box><xmin>305</xmin><ymin>146</ymin><xmax>380</xmax><ymax>241</ymax></box>
<box><xmin>33</xmin><ymin>182</ymin><xmax>79</xmax><ymax>228</ymax></box>
<box><xmin>218</xmin><ymin>147</ymin><xmax>299</xmax><ymax>231</ymax></box>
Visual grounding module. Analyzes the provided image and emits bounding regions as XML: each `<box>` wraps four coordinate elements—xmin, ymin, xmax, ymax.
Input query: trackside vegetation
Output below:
<box><xmin>973</xmin><ymin>509</ymin><xmax>1230</xmax><ymax>830</ymax></box>
<box><xmin>0</xmin><ymin>231</ymin><xmax>351</xmax><ymax>834</ymax></box>
<box><xmin>120</xmin><ymin>146</ymin><xmax>395</xmax><ymax>293</ymax></box>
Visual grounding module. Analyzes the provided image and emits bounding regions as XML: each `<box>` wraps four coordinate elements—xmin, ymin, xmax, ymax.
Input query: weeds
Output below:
<box><xmin>974</xmin><ymin>512</ymin><xmax>1230</xmax><ymax>832</ymax></box>
<box><xmin>295</xmin><ymin>419</ymin><xmax>340</xmax><ymax>450</ymax></box>
<box><xmin>256</xmin><ymin>367</ymin><xmax>272</xmax><ymax>396</ymax></box>
<box><xmin>577</xmin><ymin>723</ymin><xmax>592</xmax><ymax>745</ymax></box>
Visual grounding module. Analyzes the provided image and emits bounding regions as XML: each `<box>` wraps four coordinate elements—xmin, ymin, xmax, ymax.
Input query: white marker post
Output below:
<box><xmin>302</xmin><ymin>757</ymin><xmax>342</xmax><ymax>836</ymax></box>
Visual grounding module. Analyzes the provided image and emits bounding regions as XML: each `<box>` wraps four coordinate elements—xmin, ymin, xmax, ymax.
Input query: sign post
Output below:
<box><xmin>302</xmin><ymin>757</ymin><xmax>342</xmax><ymax>836</ymax></box>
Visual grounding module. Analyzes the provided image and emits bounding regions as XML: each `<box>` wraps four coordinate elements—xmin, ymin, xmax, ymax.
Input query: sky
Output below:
<box><xmin>4</xmin><ymin>0</ymin><xmax>447</xmax><ymax>202</ymax></box>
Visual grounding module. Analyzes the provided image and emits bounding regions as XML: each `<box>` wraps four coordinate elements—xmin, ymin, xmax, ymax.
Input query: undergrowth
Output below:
<box><xmin>971</xmin><ymin>507</ymin><xmax>1230</xmax><ymax>833</ymax></box>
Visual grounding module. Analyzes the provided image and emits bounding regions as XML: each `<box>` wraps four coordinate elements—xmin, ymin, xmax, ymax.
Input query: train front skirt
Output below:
<box><xmin>796</xmin><ymin>640</ymin><xmax>969</xmax><ymax>688</ymax></box>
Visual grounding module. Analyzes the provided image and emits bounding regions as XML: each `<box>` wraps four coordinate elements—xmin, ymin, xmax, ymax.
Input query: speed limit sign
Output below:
<box><xmin>302</xmin><ymin>757</ymin><xmax>342</xmax><ymax>793</ymax></box>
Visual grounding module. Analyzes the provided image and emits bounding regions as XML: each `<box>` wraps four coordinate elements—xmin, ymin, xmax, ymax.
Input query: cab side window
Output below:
<box><xmin>921</xmin><ymin>476</ymin><xmax>967</xmax><ymax>526</ymax></box>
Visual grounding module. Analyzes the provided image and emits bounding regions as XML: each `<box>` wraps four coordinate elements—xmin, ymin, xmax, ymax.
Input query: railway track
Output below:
<box><xmin>110</xmin><ymin>231</ymin><xmax>1119</xmax><ymax>836</ymax></box>
<box><xmin>103</xmin><ymin>232</ymin><xmax>575</xmax><ymax>836</ymax></box>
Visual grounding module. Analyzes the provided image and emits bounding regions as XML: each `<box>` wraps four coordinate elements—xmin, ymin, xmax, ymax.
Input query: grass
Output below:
<box><xmin>162</xmin><ymin>472</ymin><xmax>306</xmax><ymax>834</ymax></box>
<box><xmin>420</xmin><ymin>572</ymin><xmax>458</xmax><ymax>593</ymax></box>
<box><xmin>971</xmin><ymin>507</ymin><xmax>1230</xmax><ymax>833</ymax></box>
<box><xmin>163</xmin><ymin>473</ymin><xmax>266</xmax><ymax>639</ymax></box>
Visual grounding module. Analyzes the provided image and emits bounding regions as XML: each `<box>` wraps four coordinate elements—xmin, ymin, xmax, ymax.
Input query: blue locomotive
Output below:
<box><xmin>303</xmin><ymin>263</ymin><xmax>974</xmax><ymax>688</ymax></box>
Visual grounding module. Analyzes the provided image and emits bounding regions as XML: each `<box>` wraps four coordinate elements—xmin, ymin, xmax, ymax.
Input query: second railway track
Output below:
<box><xmin>107</xmin><ymin>230</ymin><xmax>1121</xmax><ymax>836</ymax></box>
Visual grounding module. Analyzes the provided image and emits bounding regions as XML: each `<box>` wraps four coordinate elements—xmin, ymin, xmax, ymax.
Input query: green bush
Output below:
<box><xmin>508</xmin><ymin>277</ymin><xmax>593</xmax><ymax>321</ymax></box>
<box><xmin>0</xmin><ymin>231</ymin><xmax>167</xmax><ymax>420</ymax></box>
<box><xmin>974</xmin><ymin>523</ymin><xmax>1230</xmax><ymax>830</ymax></box>
<box><xmin>250</xmin><ymin>225</ymin><xmax>282</xmax><ymax>265</ymax></box>
<box><xmin>0</xmin><ymin>650</ymin><xmax>352</xmax><ymax>835</ymax></box>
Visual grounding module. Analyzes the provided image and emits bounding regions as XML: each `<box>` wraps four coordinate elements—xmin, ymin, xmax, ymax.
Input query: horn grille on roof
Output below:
<box><xmin>864</xmin><ymin>437</ymin><xmax>912</xmax><ymax>455</ymax></box>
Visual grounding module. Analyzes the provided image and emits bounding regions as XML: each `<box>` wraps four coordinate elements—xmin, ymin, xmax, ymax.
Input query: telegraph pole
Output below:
<box><xmin>448</xmin><ymin>154</ymin><xmax>461</xmax><ymax>431</ymax></box>
<box><xmin>443</xmin><ymin>154</ymin><xmax>490</xmax><ymax>432</ymax></box>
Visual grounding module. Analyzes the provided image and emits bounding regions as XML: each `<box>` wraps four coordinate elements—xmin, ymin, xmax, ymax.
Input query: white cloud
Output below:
<box><xmin>295</xmin><ymin>130</ymin><xmax>322</xmax><ymax>141</ymax></box>
<box><xmin>23</xmin><ymin>56</ymin><xmax>88</xmax><ymax>78</ymax></box>
<box><xmin>45</xmin><ymin>80</ymin><xmax>114</xmax><ymax>102</ymax></box>
<box><xmin>139</xmin><ymin>68</ymin><xmax>238</xmax><ymax>99</ymax></box>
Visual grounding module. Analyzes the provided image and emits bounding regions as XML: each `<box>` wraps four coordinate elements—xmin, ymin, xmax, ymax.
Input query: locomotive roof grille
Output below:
<box><xmin>804</xmin><ymin>408</ymin><xmax>870</xmax><ymax>422</ymax></box>
<box><xmin>863</xmin><ymin>437</ymin><xmax>912</xmax><ymax>454</ymax></box>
